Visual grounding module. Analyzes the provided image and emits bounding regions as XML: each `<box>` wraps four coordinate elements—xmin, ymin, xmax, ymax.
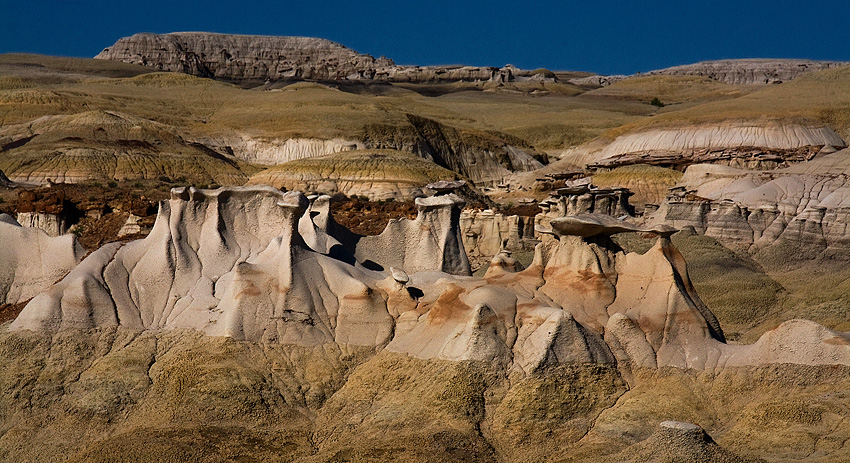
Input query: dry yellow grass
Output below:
<box><xmin>251</xmin><ymin>149</ymin><xmax>458</xmax><ymax>183</ymax></box>
<box><xmin>0</xmin><ymin>54</ymin><xmax>658</xmax><ymax>151</ymax></box>
<box><xmin>591</xmin><ymin>164</ymin><xmax>683</xmax><ymax>206</ymax></box>
<box><xmin>603</xmin><ymin>66</ymin><xmax>850</xmax><ymax>139</ymax></box>
<box><xmin>585</xmin><ymin>75</ymin><xmax>754</xmax><ymax>105</ymax></box>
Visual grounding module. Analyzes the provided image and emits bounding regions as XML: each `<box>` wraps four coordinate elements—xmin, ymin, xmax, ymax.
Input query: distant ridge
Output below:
<box><xmin>569</xmin><ymin>58</ymin><xmax>850</xmax><ymax>87</ymax></box>
<box><xmin>95</xmin><ymin>32</ymin><xmax>555</xmax><ymax>85</ymax></box>
<box><xmin>645</xmin><ymin>58</ymin><xmax>850</xmax><ymax>85</ymax></box>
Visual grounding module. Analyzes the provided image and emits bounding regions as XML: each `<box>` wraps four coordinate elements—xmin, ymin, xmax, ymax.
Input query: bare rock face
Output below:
<box><xmin>95</xmin><ymin>32</ymin><xmax>556</xmax><ymax>86</ymax></box>
<box><xmin>647</xmin><ymin>148</ymin><xmax>850</xmax><ymax>262</ymax></box>
<box><xmin>546</xmin><ymin>214</ymin><xmax>675</xmax><ymax>238</ymax></box>
<box><xmin>460</xmin><ymin>209</ymin><xmax>536</xmax><ymax>269</ymax></box>
<box><xmin>538</xmin><ymin>183</ymin><xmax>635</xmax><ymax>220</ymax></box>
<box><xmin>339</xmin><ymin>193</ymin><xmax>473</xmax><ymax>276</ymax></box>
<box><xmin>11</xmin><ymin>186</ymin><xmax>393</xmax><ymax>346</ymax></box>
<box><xmin>0</xmin><ymin>169</ymin><xmax>14</xmax><ymax>187</ymax></box>
<box><xmin>10</xmin><ymin>186</ymin><xmax>850</xmax><ymax>372</ymax></box>
<box><xmin>7</xmin><ymin>187</ymin><xmax>850</xmax><ymax>461</ymax></box>
<box><xmin>14</xmin><ymin>211</ymin><xmax>68</xmax><ymax>237</ymax></box>
<box><xmin>0</xmin><ymin>213</ymin><xmax>85</xmax><ymax>305</ymax></box>
<box><xmin>646</xmin><ymin>58</ymin><xmax>850</xmax><ymax>85</ymax></box>
<box><xmin>95</xmin><ymin>32</ymin><xmax>393</xmax><ymax>84</ymax></box>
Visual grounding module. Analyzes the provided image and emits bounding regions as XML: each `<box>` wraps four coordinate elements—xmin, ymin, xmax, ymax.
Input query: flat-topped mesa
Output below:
<box><xmin>95</xmin><ymin>32</ymin><xmax>391</xmax><ymax>83</ymax></box>
<box><xmin>646</xmin><ymin>58</ymin><xmax>850</xmax><ymax>85</ymax></box>
<box><xmin>94</xmin><ymin>32</ymin><xmax>554</xmax><ymax>85</ymax></box>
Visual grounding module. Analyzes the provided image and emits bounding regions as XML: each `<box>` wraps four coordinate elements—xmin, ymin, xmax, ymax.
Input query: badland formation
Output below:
<box><xmin>2</xmin><ymin>32</ymin><xmax>850</xmax><ymax>462</ymax></box>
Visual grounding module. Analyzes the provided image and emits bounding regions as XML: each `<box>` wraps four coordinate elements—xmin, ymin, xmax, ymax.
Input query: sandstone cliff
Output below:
<box><xmin>95</xmin><ymin>32</ymin><xmax>554</xmax><ymax>86</ymax></box>
<box><xmin>95</xmin><ymin>32</ymin><xmax>393</xmax><ymax>84</ymax></box>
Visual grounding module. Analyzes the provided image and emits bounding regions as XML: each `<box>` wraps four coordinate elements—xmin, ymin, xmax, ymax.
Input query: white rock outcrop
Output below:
<box><xmin>0</xmin><ymin>214</ymin><xmax>85</xmax><ymax>305</ymax></box>
<box><xmin>230</xmin><ymin>137</ymin><xmax>364</xmax><ymax>165</ymax></box>
<box><xmin>9</xmin><ymin>187</ymin><xmax>850</xmax><ymax>374</ymax></box>
<box><xmin>647</xmin><ymin>148</ymin><xmax>850</xmax><ymax>258</ymax></box>
<box><xmin>15</xmin><ymin>212</ymin><xmax>68</xmax><ymax>237</ymax></box>
<box><xmin>460</xmin><ymin>210</ymin><xmax>536</xmax><ymax>265</ymax></box>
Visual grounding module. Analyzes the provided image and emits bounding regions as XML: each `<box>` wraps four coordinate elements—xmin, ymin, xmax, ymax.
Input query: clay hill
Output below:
<box><xmin>4</xmin><ymin>32</ymin><xmax>850</xmax><ymax>462</ymax></box>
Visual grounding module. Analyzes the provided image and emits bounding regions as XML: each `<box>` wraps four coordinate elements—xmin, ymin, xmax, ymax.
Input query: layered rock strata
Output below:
<box><xmin>461</xmin><ymin>181</ymin><xmax>636</xmax><ymax>269</ymax></box>
<box><xmin>646</xmin><ymin>58</ymin><xmax>850</xmax><ymax>85</ymax></box>
<box><xmin>596</xmin><ymin>123</ymin><xmax>845</xmax><ymax>169</ymax></box>
<box><xmin>538</xmin><ymin>182</ymin><xmax>634</xmax><ymax>220</ymax></box>
<box><xmin>589</xmin><ymin>145</ymin><xmax>828</xmax><ymax>171</ymax></box>
<box><xmin>14</xmin><ymin>211</ymin><xmax>68</xmax><ymax>237</ymax></box>
<box><xmin>247</xmin><ymin>150</ymin><xmax>460</xmax><ymax>201</ymax></box>
<box><xmin>95</xmin><ymin>32</ymin><xmax>554</xmax><ymax>86</ymax></box>
<box><xmin>0</xmin><ymin>111</ymin><xmax>248</xmax><ymax>184</ymax></box>
<box><xmin>647</xmin><ymin>148</ymin><xmax>850</xmax><ymax>260</ymax></box>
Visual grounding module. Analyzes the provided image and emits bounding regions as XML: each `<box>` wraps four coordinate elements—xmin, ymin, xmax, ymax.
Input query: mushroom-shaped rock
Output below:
<box><xmin>550</xmin><ymin>214</ymin><xmax>677</xmax><ymax>238</ymax></box>
<box><xmin>425</xmin><ymin>179</ymin><xmax>466</xmax><ymax>195</ymax></box>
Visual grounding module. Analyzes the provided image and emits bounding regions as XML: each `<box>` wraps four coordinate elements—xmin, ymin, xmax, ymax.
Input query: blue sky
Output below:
<box><xmin>2</xmin><ymin>0</ymin><xmax>848</xmax><ymax>75</ymax></box>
